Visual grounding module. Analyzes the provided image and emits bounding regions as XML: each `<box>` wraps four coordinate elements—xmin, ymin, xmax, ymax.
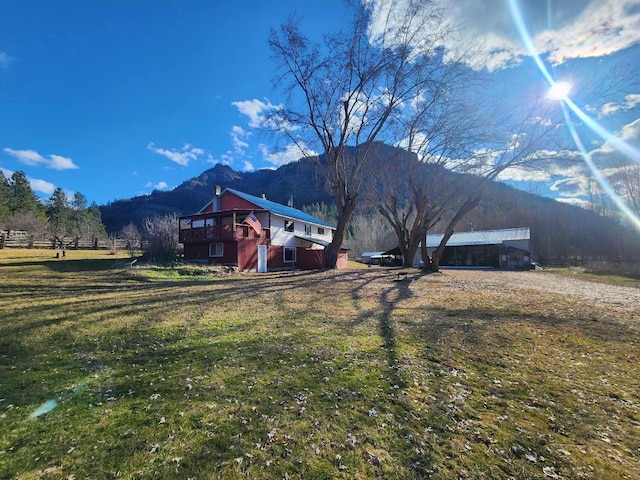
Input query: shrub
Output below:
<box><xmin>585</xmin><ymin>260</ymin><xmax>640</xmax><ymax>279</ymax></box>
<box><xmin>143</xmin><ymin>213</ymin><xmax>179</xmax><ymax>264</ymax></box>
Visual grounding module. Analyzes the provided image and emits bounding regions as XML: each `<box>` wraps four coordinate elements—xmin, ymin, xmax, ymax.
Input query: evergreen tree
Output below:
<box><xmin>46</xmin><ymin>187</ymin><xmax>71</xmax><ymax>236</ymax></box>
<box><xmin>9</xmin><ymin>171</ymin><xmax>41</xmax><ymax>215</ymax></box>
<box><xmin>70</xmin><ymin>192</ymin><xmax>90</xmax><ymax>237</ymax></box>
<box><xmin>88</xmin><ymin>202</ymin><xmax>107</xmax><ymax>238</ymax></box>
<box><xmin>0</xmin><ymin>171</ymin><xmax>10</xmax><ymax>223</ymax></box>
<box><xmin>72</xmin><ymin>192</ymin><xmax>87</xmax><ymax>210</ymax></box>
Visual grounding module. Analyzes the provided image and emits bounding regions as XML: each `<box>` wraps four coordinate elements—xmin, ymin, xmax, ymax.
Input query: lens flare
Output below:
<box><xmin>547</xmin><ymin>81</ymin><xmax>572</xmax><ymax>101</ymax></box>
<box><xmin>28</xmin><ymin>399</ymin><xmax>58</xmax><ymax>419</ymax></box>
<box><xmin>507</xmin><ymin>0</ymin><xmax>640</xmax><ymax>231</ymax></box>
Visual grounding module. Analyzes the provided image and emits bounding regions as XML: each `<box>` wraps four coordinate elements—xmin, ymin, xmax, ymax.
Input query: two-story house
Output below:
<box><xmin>179</xmin><ymin>187</ymin><xmax>348</xmax><ymax>271</ymax></box>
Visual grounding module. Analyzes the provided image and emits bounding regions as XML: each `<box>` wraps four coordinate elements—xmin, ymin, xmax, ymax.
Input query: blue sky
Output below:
<box><xmin>1</xmin><ymin>1</ymin><xmax>639</xmax><ymax>213</ymax></box>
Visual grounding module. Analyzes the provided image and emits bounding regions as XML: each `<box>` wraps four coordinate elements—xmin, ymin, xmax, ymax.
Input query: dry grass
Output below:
<box><xmin>0</xmin><ymin>249</ymin><xmax>639</xmax><ymax>479</ymax></box>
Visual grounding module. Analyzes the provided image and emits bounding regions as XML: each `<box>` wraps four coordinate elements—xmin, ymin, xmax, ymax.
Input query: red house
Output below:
<box><xmin>179</xmin><ymin>188</ymin><xmax>348</xmax><ymax>271</ymax></box>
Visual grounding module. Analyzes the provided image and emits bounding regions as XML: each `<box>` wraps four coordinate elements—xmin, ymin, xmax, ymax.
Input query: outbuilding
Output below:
<box><xmin>411</xmin><ymin>227</ymin><xmax>532</xmax><ymax>268</ymax></box>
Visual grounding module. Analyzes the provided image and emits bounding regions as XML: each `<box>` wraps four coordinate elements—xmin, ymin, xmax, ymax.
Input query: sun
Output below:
<box><xmin>547</xmin><ymin>81</ymin><xmax>572</xmax><ymax>101</ymax></box>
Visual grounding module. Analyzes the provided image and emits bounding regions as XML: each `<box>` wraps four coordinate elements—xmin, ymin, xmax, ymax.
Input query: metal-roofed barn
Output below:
<box><xmin>411</xmin><ymin>227</ymin><xmax>532</xmax><ymax>268</ymax></box>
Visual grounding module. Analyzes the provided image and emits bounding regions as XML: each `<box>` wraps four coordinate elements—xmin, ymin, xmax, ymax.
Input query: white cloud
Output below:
<box><xmin>230</xmin><ymin>125</ymin><xmax>250</xmax><ymax>155</ymax></box>
<box><xmin>3</xmin><ymin>148</ymin><xmax>79</xmax><ymax>170</ymax></box>
<box><xmin>259</xmin><ymin>142</ymin><xmax>317</xmax><ymax>167</ymax></box>
<box><xmin>48</xmin><ymin>154</ymin><xmax>79</xmax><ymax>171</ymax></box>
<box><xmin>550</xmin><ymin>176</ymin><xmax>588</xmax><ymax>197</ymax></box>
<box><xmin>599</xmin><ymin>94</ymin><xmax>640</xmax><ymax>117</ymax></box>
<box><xmin>0</xmin><ymin>167</ymin><xmax>56</xmax><ymax>195</ymax></box>
<box><xmin>29</xmin><ymin>178</ymin><xmax>56</xmax><ymax>195</ymax></box>
<box><xmin>366</xmin><ymin>0</ymin><xmax>640</xmax><ymax>71</ymax></box>
<box><xmin>556</xmin><ymin>197</ymin><xmax>592</xmax><ymax>208</ymax></box>
<box><xmin>589</xmin><ymin>117</ymin><xmax>640</xmax><ymax>159</ymax></box>
<box><xmin>3</xmin><ymin>148</ymin><xmax>43</xmax><ymax>166</ymax></box>
<box><xmin>147</xmin><ymin>143</ymin><xmax>205</xmax><ymax>166</ymax></box>
<box><xmin>494</xmin><ymin>115</ymin><xmax>640</xmax><ymax>209</ymax></box>
<box><xmin>145</xmin><ymin>181</ymin><xmax>169</xmax><ymax>190</ymax></box>
<box><xmin>540</xmin><ymin>1</ymin><xmax>640</xmax><ymax>65</ymax></box>
<box><xmin>231</xmin><ymin>98</ymin><xmax>281</xmax><ymax>128</ymax></box>
<box><xmin>243</xmin><ymin>160</ymin><xmax>254</xmax><ymax>172</ymax></box>
<box><xmin>0</xmin><ymin>51</ymin><xmax>12</xmax><ymax>68</ymax></box>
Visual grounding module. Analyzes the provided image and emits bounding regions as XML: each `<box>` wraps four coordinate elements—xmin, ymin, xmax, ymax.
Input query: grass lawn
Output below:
<box><xmin>1</xmin><ymin>249</ymin><xmax>639</xmax><ymax>479</ymax></box>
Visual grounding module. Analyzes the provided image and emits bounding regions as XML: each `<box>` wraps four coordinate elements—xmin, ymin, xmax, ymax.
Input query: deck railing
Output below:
<box><xmin>179</xmin><ymin>224</ymin><xmax>269</xmax><ymax>243</ymax></box>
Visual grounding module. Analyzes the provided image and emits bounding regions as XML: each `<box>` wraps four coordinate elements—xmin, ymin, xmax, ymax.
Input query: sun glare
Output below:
<box><xmin>547</xmin><ymin>81</ymin><xmax>572</xmax><ymax>100</ymax></box>
<box><xmin>508</xmin><ymin>0</ymin><xmax>640</xmax><ymax>231</ymax></box>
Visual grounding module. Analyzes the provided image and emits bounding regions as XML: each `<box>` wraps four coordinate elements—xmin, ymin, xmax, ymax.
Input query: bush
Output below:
<box><xmin>143</xmin><ymin>213</ymin><xmax>179</xmax><ymax>264</ymax></box>
<box><xmin>585</xmin><ymin>260</ymin><xmax>640</xmax><ymax>280</ymax></box>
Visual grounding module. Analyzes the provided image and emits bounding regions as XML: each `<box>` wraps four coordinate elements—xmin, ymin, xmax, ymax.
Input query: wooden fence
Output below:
<box><xmin>0</xmin><ymin>231</ymin><xmax>131</xmax><ymax>250</ymax></box>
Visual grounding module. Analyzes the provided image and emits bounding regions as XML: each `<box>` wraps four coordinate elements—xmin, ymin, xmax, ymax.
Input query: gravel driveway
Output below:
<box><xmin>429</xmin><ymin>269</ymin><xmax>640</xmax><ymax>321</ymax></box>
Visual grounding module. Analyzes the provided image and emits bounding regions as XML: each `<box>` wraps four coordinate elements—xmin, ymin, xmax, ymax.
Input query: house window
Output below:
<box><xmin>284</xmin><ymin>220</ymin><xmax>294</xmax><ymax>232</ymax></box>
<box><xmin>180</xmin><ymin>218</ymin><xmax>192</xmax><ymax>229</ymax></box>
<box><xmin>317</xmin><ymin>227</ymin><xmax>325</xmax><ymax>235</ymax></box>
<box><xmin>284</xmin><ymin>247</ymin><xmax>296</xmax><ymax>263</ymax></box>
<box><xmin>209</xmin><ymin>242</ymin><xmax>224</xmax><ymax>257</ymax></box>
<box><xmin>192</xmin><ymin>219</ymin><xmax>205</xmax><ymax>228</ymax></box>
<box><xmin>304</xmin><ymin>224</ymin><xmax>311</xmax><ymax>235</ymax></box>
<box><xmin>205</xmin><ymin>218</ymin><xmax>216</xmax><ymax>226</ymax></box>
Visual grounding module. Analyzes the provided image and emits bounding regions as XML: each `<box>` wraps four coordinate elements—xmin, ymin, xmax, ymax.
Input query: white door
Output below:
<box><xmin>257</xmin><ymin>245</ymin><xmax>267</xmax><ymax>273</ymax></box>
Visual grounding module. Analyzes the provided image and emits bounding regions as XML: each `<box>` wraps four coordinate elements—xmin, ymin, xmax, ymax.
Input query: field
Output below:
<box><xmin>1</xmin><ymin>249</ymin><xmax>639</xmax><ymax>479</ymax></box>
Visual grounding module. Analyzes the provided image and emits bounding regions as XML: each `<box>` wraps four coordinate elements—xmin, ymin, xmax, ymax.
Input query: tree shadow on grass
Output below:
<box><xmin>1</xmin><ymin>257</ymin><xmax>126</xmax><ymax>272</ymax></box>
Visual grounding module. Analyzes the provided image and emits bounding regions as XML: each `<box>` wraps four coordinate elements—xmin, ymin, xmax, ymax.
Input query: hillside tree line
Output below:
<box><xmin>0</xmin><ymin>170</ymin><xmax>106</xmax><ymax>240</ymax></box>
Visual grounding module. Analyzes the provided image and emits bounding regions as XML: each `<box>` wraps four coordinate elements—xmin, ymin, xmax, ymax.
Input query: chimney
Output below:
<box><xmin>287</xmin><ymin>194</ymin><xmax>294</xmax><ymax>208</ymax></box>
<box><xmin>261</xmin><ymin>193</ymin><xmax>266</xmax><ymax>200</ymax></box>
<box><xmin>212</xmin><ymin>185</ymin><xmax>221</xmax><ymax>212</ymax></box>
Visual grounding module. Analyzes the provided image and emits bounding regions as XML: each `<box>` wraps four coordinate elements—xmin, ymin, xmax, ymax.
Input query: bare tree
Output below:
<box><xmin>423</xmin><ymin>100</ymin><xmax>570</xmax><ymax>271</ymax></box>
<box><xmin>269</xmin><ymin>0</ymin><xmax>461</xmax><ymax>268</ymax></box>
<box><xmin>143</xmin><ymin>213</ymin><xmax>179</xmax><ymax>264</ymax></box>
<box><xmin>365</xmin><ymin>50</ymin><xmax>484</xmax><ymax>268</ymax></box>
<box><xmin>6</xmin><ymin>211</ymin><xmax>48</xmax><ymax>238</ymax></box>
<box><xmin>121</xmin><ymin>222</ymin><xmax>141</xmax><ymax>259</ymax></box>
<box><xmin>348</xmin><ymin>208</ymin><xmax>396</xmax><ymax>258</ymax></box>
<box><xmin>613</xmin><ymin>160</ymin><xmax>640</xmax><ymax>221</ymax></box>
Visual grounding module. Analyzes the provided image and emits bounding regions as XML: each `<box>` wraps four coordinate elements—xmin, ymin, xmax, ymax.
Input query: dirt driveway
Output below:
<box><xmin>425</xmin><ymin>269</ymin><xmax>640</xmax><ymax>323</ymax></box>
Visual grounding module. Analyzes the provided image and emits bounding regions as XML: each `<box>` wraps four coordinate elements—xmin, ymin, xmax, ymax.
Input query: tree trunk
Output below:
<box><xmin>420</xmin><ymin>228</ymin><xmax>429</xmax><ymax>269</ymax></box>
<box><xmin>324</xmin><ymin>195</ymin><xmax>358</xmax><ymax>269</ymax></box>
<box><xmin>426</xmin><ymin>196</ymin><xmax>480</xmax><ymax>272</ymax></box>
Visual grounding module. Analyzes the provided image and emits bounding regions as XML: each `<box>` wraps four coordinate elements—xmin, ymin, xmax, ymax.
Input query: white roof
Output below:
<box><xmin>426</xmin><ymin>227</ymin><xmax>530</xmax><ymax>248</ymax></box>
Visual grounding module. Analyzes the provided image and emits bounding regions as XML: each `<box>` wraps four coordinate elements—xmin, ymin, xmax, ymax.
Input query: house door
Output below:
<box><xmin>257</xmin><ymin>245</ymin><xmax>267</xmax><ymax>273</ymax></box>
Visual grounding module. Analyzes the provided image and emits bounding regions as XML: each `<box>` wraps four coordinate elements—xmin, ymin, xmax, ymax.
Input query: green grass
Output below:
<box><xmin>1</xmin><ymin>249</ymin><xmax>639</xmax><ymax>479</ymax></box>
<box><xmin>544</xmin><ymin>266</ymin><xmax>640</xmax><ymax>288</ymax></box>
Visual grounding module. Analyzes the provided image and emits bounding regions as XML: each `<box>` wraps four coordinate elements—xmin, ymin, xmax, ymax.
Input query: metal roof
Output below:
<box><xmin>425</xmin><ymin>227</ymin><xmax>530</xmax><ymax>248</ymax></box>
<box><xmin>295</xmin><ymin>235</ymin><xmax>350</xmax><ymax>250</ymax></box>
<box><xmin>199</xmin><ymin>188</ymin><xmax>333</xmax><ymax>228</ymax></box>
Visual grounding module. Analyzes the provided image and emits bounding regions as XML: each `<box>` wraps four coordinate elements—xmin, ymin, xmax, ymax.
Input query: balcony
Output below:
<box><xmin>180</xmin><ymin>224</ymin><xmax>269</xmax><ymax>243</ymax></box>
